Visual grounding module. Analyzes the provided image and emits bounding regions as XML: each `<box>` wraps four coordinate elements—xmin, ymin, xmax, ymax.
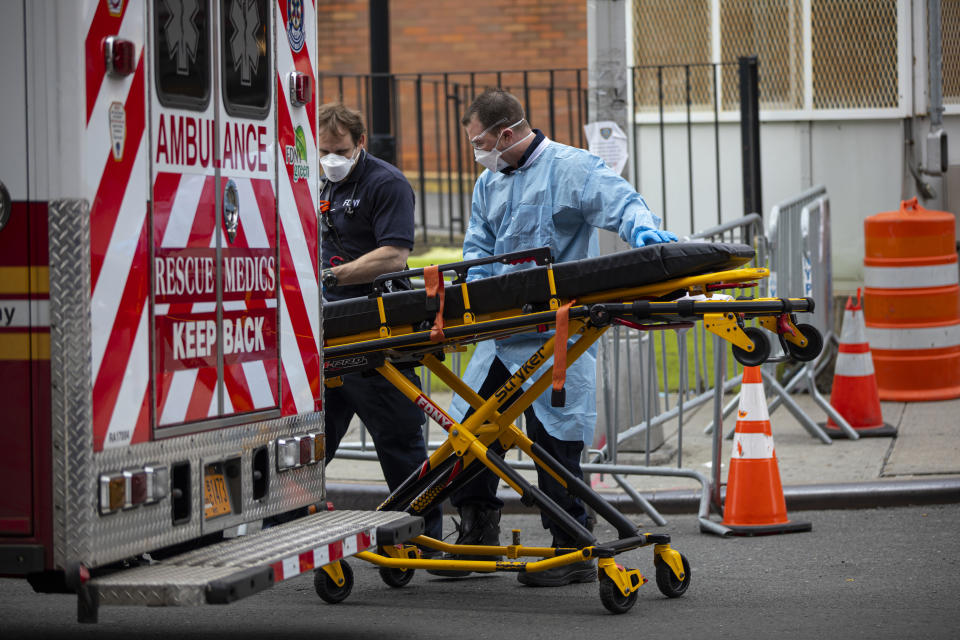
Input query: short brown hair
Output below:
<box><xmin>317</xmin><ymin>103</ymin><xmax>366</xmax><ymax>143</ymax></box>
<box><xmin>461</xmin><ymin>89</ymin><xmax>527</xmax><ymax>133</ymax></box>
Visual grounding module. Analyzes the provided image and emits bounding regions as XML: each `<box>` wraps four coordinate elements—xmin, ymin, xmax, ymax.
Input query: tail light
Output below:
<box><xmin>103</xmin><ymin>36</ymin><xmax>136</xmax><ymax>77</ymax></box>
<box><xmin>289</xmin><ymin>71</ymin><xmax>312</xmax><ymax>107</ymax></box>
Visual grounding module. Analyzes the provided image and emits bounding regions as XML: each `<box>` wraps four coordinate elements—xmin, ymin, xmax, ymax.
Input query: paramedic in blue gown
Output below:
<box><xmin>317</xmin><ymin>103</ymin><xmax>441</xmax><ymax>544</ymax></box>
<box><xmin>431</xmin><ymin>89</ymin><xmax>676</xmax><ymax>586</ymax></box>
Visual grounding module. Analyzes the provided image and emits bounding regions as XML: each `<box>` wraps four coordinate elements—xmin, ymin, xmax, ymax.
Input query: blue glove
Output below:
<box><xmin>631</xmin><ymin>226</ymin><xmax>678</xmax><ymax>247</ymax></box>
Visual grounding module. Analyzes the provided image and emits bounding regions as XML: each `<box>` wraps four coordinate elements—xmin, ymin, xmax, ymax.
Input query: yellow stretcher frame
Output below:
<box><xmin>321</xmin><ymin>263</ymin><xmax>820</xmax><ymax>614</ymax></box>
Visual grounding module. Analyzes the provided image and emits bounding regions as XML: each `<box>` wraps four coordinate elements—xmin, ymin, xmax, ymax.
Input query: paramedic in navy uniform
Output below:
<box><xmin>317</xmin><ymin>102</ymin><xmax>441</xmax><ymax>544</ymax></box>
<box><xmin>430</xmin><ymin>89</ymin><xmax>677</xmax><ymax>585</ymax></box>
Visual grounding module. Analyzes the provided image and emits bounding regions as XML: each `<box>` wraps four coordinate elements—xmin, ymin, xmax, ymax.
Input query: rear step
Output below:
<box><xmin>81</xmin><ymin>510</ymin><xmax>422</xmax><ymax>623</ymax></box>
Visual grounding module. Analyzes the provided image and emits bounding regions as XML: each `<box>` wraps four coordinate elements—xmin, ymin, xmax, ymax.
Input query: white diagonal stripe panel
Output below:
<box><xmin>91</xmin><ymin>142</ymin><xmax>147</xmax><ymax>381</ymax></box>
<box><xmin>866</xmin><ymin>323</ymin><xmax>960</xmax><ymax>350</ymax></box>
<box><xmin>835</xmin><ymin>351</ymin><xmax>875</xmax><ymax>377</ymax></box>
<box><xmin>737</xmin><ymin>382</ymin><xmax>769</xmax><ymax>421</ymax></box>
<box><xmin>864</xmin><ymin>263</ymin><xmax>959</xmax><ymax>289</ymax></box>
<box><xmin>732</xmin><ymin>432</ymin><xmax>775</xmax><ymax>459</ymax></box>
<box><xmin>243</xmin><ymin>360</ymin><xmax>276</xmax><ymax>409</ymax></box>
<box><xmin>159</xmin><ymin>368</ymin><xmax>199</xmax><ymax>426</ymax></box>
<box><xmin>279</xmin><ymin>295</ymin><xmax>314</xmax><ymax>413</ymax></box>
<box><xmin>103</xmin><ymin>301</ymin><xmax>150</xmax><ymax>448</ymax></box>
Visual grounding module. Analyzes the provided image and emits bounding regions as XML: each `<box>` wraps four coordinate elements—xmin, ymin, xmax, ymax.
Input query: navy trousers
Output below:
<box><xmin>450</xmin><ymin>357</ymin><xmax>589</xmax><ymax>541</ymax></box>
<box><xmin>324</xmin><ymin>367</ymin><xmax>442</xmax><ymax>540</ymax></box>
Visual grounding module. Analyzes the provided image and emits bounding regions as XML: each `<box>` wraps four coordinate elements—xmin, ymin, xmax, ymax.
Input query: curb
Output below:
<box><xmin>326</xmin><ymin>478</ymin><xmax>960</xmax><ymax>515</ymax></box>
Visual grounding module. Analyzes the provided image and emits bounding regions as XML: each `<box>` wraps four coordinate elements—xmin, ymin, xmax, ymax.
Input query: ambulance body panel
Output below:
<box><xmin>0</xmin><ymin>3</ymin><xmax>411</xmax><ymax>619</ymax></box>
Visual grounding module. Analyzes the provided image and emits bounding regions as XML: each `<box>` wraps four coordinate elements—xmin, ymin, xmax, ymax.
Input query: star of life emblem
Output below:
<box><xmin>162</xmin><ymin>0</ymin><xmax>201</xmax><ymax>76</ymax></box>
<box><xmin>287</xmin><ymin>0</ymin><xmax>305</xmax><ymax>53</ymax></box>
<box><xmin>230</xmin><ymin>0</ymin><xmax>262</xmax><ymax>86</ymax></box>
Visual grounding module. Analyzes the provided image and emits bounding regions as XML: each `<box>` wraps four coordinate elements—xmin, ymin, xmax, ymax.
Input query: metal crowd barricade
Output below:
<box><xmin>703</xmin><ymin>186</ymin><xmax>858</xmax><ymax>442</ymax></box>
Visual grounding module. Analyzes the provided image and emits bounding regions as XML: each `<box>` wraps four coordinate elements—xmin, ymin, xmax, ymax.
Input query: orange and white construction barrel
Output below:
<box><xmin>863</xmin><ymin>197</ymin><xmax>960</xmax><ymax>401</ymax></box>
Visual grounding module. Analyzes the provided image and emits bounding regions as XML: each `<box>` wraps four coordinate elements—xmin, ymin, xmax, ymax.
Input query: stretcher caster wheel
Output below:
<box><xmin>654</xmin><ymin>553</ymin><xmax>690</xmax><ymax>598</ymax></box>
<box><xmin>599</xmin><ymin>574</ymin><xmax>638</xmax><ymax>614</ymax></box>
<box><xmin>732</xmin><ymin>326</ymin><xmax>770</xmax><ymax>366</ymax></box>
<box><xmin>379</xmin><ymin>565</ymin><xmax>415</xmax><ymax>588</ymax></box>
<box><xmin>314</xmin><ymin>561</ymin><xmax>354</xmax><ymax>604</ymax></box>
<box><xmin>783</xmin><ymin>323</ymin><xmax>823</xmax><ymax>362</ymax></box>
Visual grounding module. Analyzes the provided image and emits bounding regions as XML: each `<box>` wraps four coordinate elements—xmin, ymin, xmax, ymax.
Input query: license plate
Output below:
<box><xmin>203</xmin><ymin>465</ymin><xmax>232</xmax><ymax>519</ymax></box>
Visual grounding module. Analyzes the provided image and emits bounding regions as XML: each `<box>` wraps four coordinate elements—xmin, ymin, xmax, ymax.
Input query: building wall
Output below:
<box><xmin>316</xmin><ymin>0</ymin><xmax>587</xmax><ymax>76</ymax></box>
<box><xmin>315</xmin><ymin>0</ymin><xmax>588</xmax><ymax>178</ymax></box>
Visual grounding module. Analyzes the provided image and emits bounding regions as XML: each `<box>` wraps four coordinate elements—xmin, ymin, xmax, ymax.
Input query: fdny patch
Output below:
<box><xmin>286</xmin><ymin>0</ymin><xmax>305</xmax><ymax>53</ymax></box>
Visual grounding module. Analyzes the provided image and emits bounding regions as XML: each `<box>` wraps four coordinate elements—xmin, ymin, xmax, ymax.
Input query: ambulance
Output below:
<box><xmin>0</xmin><ymin>0</ymin><xmax>419</xmax><ymax>622</ymax></box>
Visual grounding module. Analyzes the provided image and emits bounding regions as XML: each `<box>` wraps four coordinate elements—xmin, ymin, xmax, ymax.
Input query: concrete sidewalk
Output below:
<box><xmin>324</xmin><ymin>390</ymin><xmax>960</xmax><ymax>515</ymax></box>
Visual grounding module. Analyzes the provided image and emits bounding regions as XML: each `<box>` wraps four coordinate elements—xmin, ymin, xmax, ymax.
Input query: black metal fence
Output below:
<box><xmin>318</xmin><ymin>69</ymin><xmax>588</xmax><ymax>246</ymax></box>
<box><xmin>319</xmin><ymin>59</ymin><xmax>760</xmax><ymax>246</ymax></box>
<box><xmin>629</xmin><ymin>58</ymin><xmax>758</xmax><ymax>238</ymax></box>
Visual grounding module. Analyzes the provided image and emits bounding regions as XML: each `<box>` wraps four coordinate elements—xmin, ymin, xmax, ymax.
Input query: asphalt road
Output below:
<box><xmin>1</xmin><ymin>504</ymin><xmax>958</xmax><ymax>639</ymax></box>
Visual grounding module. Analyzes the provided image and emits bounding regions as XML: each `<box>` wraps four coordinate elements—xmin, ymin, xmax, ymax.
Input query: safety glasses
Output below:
<box><xmin>469</xmin><ymin>117</ymin><xmax>509</xmax><ymax>150</ymax></box>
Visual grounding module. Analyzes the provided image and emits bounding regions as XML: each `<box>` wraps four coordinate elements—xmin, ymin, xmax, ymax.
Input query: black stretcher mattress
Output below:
<box><xmin>323</xmin><ymin>242</ymin><xmax>754</xmax><ymax>340</ymax></box>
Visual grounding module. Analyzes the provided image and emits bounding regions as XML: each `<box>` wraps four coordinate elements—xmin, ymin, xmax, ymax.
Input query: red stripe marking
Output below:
<box><xmin>838</xmin><ymin>342</ymin><xmax>871</xmax><ymax>354</ymax></box>
<box><xmin>153</xmin><ymin>174</ymin><xmax>218</xmax><ymax>424</ymax></box>
<box><xmin>734</xmin><ymin>420</ymin><xmax>773</xmax><ymax>435</ymax></box>
<box><xmin>92</xmin><ymin>219</ymin><xmax>150</xmax><ymax>451</ymax></box>
<box><xmin>271</xmin><ymin>561</ymin><xmax>284</xmax><ymax>581</ymax></box>
<box><xmin>250</xmin><ymin>177</ymin><xmax>279</xmax><ymax>247</ymax></box>
<box><xmin>277</xmin><ymin>223</ymin><xmax>321</xmax><ymax>410</ymax></box>
<box><xmin>280</xmin><ymin>365</ymin><xmax>297</xmax><ymax>416</ymax></box>
<box><xmin>223</xmin><ymin>363</ymin><xmax>256</xmax><ymax>413</ymax></box>
<box><xmin>277</xmin><ymin>0</ymin><xmax>317</xmax><ymax>141</ymax></box>
<box><xmin>90</xmin><ymin>53</ymin><xmax>146</xmax><ymax>292</ymax></box>
<box><xmin>187</xmin><ymin>176</ymin><xmax>219</xmax><ymax>247</ymax></box>
<box><xmin>85</xmin><ymin>1</ymin><xmax>127</xmax><ymax>124</ymax></box>
<box><xmin>151</xmin><ymin>172</ymin><xmax>184</xmax><ymax>244</ymax></box>
<box><xmin>358</xmin><ymin>531</ymin><xmax>371</xmax><ymax>549</ymax></box>
<box><xmin>276</xmin><ymin>79</ymin><xmax>319</xmax><ymax>279</ymax></box>
<box><xmin>129</xmin><ymin>386</ymin><xmax>152</xmax><ymax>445</ymax></box>
<box><xmin>183</xmin><ymin>367</ymin><xmax>219</xmax><ymax>422</ymax></box>
<box><xmin>299</xmin><ymin>551</ymin><xmax>315</xmax><ymax>572</ymax></box>
<box><xmin>329</xmin><ymin>540</ymin><xmax>343</xmax><ymax>561</ymax></box>
<box><xmin>219</xmin><ymin>178</ymin><xmax>274</xmax><ymax>412</ymax></box>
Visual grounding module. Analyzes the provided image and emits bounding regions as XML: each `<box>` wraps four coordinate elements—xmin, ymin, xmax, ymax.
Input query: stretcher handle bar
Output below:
<box><xmin>602</xmin><ymin>296</ymin><xmax>815</xmax><ymax>320</ymax></box>
<box><xmin>370</xmin><ymin>246</ymin><xmax>554</xmax><ymax>296</ymax></box>
<box><xmin>324</xmin><ymin>304</ymin><xmax>592</xmax><ymax>358</ymax></box>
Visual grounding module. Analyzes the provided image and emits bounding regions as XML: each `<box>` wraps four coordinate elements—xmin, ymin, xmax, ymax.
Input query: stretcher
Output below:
<box><xmin>318</xmin><ymin>242</ymin><xmax>822</xmax><ymax>614</ymax></box>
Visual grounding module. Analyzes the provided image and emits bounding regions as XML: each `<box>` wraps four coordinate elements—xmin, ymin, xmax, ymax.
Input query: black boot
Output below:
<box><xmin>427</xmin><ymin>503</ymin><xmax>502</xmax><ymax>577</ymax></box>
<box><xmin>517</xmin><ymin>536</ymin><xmax>597</xmax><ymax>587</ymax></box>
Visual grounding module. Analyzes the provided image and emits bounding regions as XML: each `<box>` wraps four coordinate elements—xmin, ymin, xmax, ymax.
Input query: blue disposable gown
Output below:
<box><xmin>449</xmin><ymin>139</ymin><xmax>662</xmax><ymax>445</ymax></box>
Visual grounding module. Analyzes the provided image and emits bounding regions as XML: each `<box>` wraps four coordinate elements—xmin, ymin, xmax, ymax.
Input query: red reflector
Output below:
<box><xmin>299</xmin><ymin>436</ymin><xmax>313</xmax><ymax>465</ymax></box>
<box><xmin>290</xmin><ymin>71</ymin><xmax>312</xmax><ymax>107</ymax></box>
<box><xmin>129</xmin><ymin>471</ymin><xmax>148</xmax><ymax>505</ymax></box>
<box><xmin>104</xmin><ymin>36</ymin><xmax>136</xmax><ymax>77</ymax></box>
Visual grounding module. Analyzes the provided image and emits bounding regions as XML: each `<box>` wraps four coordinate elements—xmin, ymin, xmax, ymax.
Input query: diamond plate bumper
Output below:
<box><xmin>85</xmin><ymin>510</ymin><xmax>421</xmax><ymax>618</ymax></box>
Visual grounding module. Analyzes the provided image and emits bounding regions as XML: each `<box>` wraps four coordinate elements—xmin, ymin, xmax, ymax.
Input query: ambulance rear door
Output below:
<box><xmin>150</xmin><ymin>0</ymin><xmax>281</xmax><ymax>434</ymax></box>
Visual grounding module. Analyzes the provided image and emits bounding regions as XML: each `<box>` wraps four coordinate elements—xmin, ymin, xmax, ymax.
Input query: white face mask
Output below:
<box><xmin>320</xmin><ymin>146</ymin><xmax>360</xmax><ymax>183</ymax></box>
<box><xmin>472</xmin><ymin>118</ymin><xmax>531</xmax><ymax>173</ymax></box>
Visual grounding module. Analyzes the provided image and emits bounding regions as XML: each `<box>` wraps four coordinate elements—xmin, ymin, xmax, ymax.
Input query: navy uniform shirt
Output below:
<box><xmin>320</xmin><ymin>149</ymin><xmax>416</xmax><ymax>301</ymax></box>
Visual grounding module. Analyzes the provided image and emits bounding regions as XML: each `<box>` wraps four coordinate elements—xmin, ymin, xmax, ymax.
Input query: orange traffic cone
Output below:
<box><xmin>722</xmin><ymin>366</ymin><xmax>811</xmax><ymax>536</ymax></box>
<box><xmin>823</xmin><ymin>290</ymin><xmax>896</xmax><ymax>438</ymax></box>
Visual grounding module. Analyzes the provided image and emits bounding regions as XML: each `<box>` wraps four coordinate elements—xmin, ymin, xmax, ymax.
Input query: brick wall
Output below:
<box><xmin>315</xmin><ymin>0</ymin><xmax>589</xmax><ymax>177</ymax></box>
<box><xmin>316</xmin><ymin>0</ymin><xmax>587</xmax><ymax>75</ymax></box>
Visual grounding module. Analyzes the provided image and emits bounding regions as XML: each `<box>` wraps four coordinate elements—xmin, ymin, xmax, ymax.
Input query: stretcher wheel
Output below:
<box><xmin>783</xmin><ymin>323</ymin><xmax>823</xmax><ymax>362</ymax></box>
<box><xmin>598</xmin><ymin>574</ymin><xmax>638</xmax><ymax>614</ymax></box>
<box><xmin>731</xmin><ymin>326</ymin><xmax>770</xmax><ymax>366</ymax></box>
<box><xmin>654</xmin><ymin>553</ymin><xmax>691</xmax><ymax>598</ymax></box>
<box><xmin>378</xmin><ymin>565</ymin><xmax>415</xmax><ymax>588</ymax></box>
<box><xmin>314</xmin><ymin>561</ymin><xmax>354</xmax><ymax>604</ymax></box>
